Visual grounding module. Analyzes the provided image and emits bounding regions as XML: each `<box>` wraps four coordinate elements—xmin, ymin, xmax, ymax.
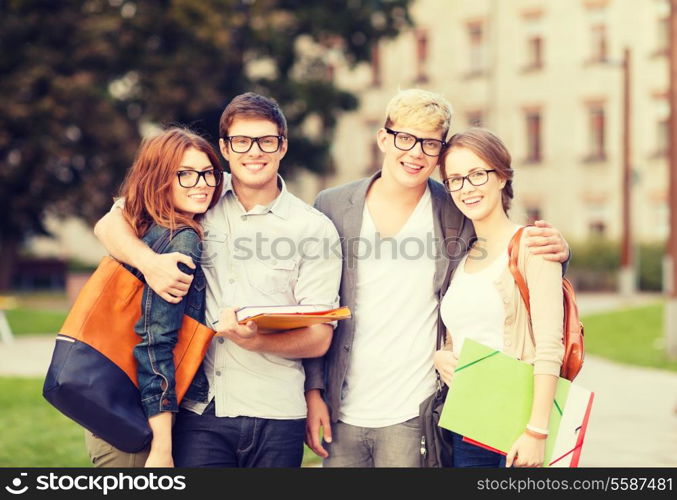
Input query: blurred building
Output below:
<box><xmin>26</xmin><ymin>0</ymin><xmax>669</xmax><ymax>268</ymax></box>
<box><xmin>315</xmin><ymin>0</ymin><xmax>669</xmax><ymax>243</ymax></box>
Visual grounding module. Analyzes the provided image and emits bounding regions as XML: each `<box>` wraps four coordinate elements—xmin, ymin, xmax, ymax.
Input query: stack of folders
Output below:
<box><xmin>235</xmin><ymin>304</ymin><xmax>351</xmax><ymax>331</ymax></box>
<box><xmin>439</xmin><ymin>338</ymin><xmax>594</xmax><ymax>467</ymax></box>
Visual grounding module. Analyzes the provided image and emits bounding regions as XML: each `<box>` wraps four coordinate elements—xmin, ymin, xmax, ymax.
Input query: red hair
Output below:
<box><xmin>118</xmin><ymin>127</ymin><xmax>222</xmax><ymax>239</ymax></box>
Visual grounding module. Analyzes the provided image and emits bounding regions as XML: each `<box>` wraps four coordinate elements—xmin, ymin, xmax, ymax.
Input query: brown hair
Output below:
<box><xmin>219</xmin><ymin>92</ymin><xmax>287</xmax><ymax>139</ymax></box>
<box><xmin>441</xmin><ymin>127</ymin><xmax>514</xmax><ymax>212</ymax></box>
<box><xmin>118</xmin><ymin>127</ymin><xmax>222</xmax><ymax>239</ymax></box>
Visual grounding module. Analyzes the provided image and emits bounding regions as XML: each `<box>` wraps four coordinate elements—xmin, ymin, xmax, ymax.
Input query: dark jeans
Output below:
<box><xmin>451</xmin><ymin>432</ymin><xmax>507</xmax><ymax>468</ymax></box>
<box><xmin>172</xmin><ymin>400</ymin><xmax>306</xmax><ymax>468</ymax></box>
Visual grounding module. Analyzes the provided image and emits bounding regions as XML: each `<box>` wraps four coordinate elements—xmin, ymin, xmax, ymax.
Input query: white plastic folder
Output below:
<box><xmin>439</xmin><ymin>338</ymin><xmax>594</xmax><ymax>467</ymax></box>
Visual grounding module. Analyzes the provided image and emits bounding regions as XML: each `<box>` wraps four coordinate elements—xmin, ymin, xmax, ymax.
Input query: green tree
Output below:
<box><xmin>0</xmin><ymin>0</ymin><xmax>412</xmax><ymax>290</ymax></box>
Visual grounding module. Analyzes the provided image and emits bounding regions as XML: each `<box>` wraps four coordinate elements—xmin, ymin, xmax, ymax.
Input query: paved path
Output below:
<box><xmin>1</xmin><ymin>292</ymin><xmax>675</xmax><ymax>467</ymax></box>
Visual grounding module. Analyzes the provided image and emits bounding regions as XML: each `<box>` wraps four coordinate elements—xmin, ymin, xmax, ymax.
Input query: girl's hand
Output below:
<box><xmin>433</xmin><ymin>350</ymin><xmax>458</xmax><ymax>386</ymax></box>
<box><xmin>506</xmin><ymin>432</ymin><xmax>546</xmax><ymax>467</ymax></box>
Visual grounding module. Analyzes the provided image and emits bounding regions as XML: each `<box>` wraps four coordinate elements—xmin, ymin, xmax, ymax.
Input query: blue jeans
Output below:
<box><xmin>451</xmin><ymin>432</ymin><xmax>506</xmax><ymax>468</ymax></box>
<box><xmin>172</xmin><ymin>400</ymin><xmax>305</xmax><ymax>467</ymax></box>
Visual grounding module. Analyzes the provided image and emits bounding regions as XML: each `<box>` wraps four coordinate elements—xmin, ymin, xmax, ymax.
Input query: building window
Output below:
<box><xmin>466</xmin><ymin>111</ymin><xmax>484</xmax><ymax>127</ymax></box>
<box><xmin>467</xmin><ymin>21</ymin><xmax>486</xmax><ymax>76</ymax></box>
<box><xmin>522</xmin><ymin>10</ymin><xmax>544</xmax><ymax>72</ymax></box>
<box><xmin>589</xmin><ymin>23</ymin><xmax>608</xmax><ymax>63</ymax></box>
<box><xmin>415</xmin><ymin>28</ymin><xmax>429</xmax><ymax>83</ymax></box>
<box><xmin>524</xmin><ymin>109</ymin><xmax>542</xmax><ymax>163</ymax></box>
<box><xmin>586</xmin><ymin>103</ymin><xmax>606</xmax><ymax>161</ymax></box>
<box><xmin>525</xmin><ymin>206</ymin><xmax>542</xmax><ymax>224</ymax></box>
<box><xmin>525</xmin><ymin>36</ymin><xmax>544</xmax><ymax>70</ymax></box>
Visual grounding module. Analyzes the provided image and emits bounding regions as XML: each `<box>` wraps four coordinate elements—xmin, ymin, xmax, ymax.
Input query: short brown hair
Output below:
<box><xmin>441</xmin><ymin>127</ymin><xmax>514</xmax><ymax>212</ymax></box>
<box><xmin>219</xmin><ymin>92</ymin><xmax>287</xmax><ymax>139</ymax></box>
<box><xmin>118</xmin><ymin>127</ymin><xmax>222</xmax><ymax>238</ymax></box>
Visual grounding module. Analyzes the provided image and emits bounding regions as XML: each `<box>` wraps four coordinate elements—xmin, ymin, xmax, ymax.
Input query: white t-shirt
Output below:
<box><xmin>339</xmin><ymin>187</ymin><xmax>438</xmax><ymax>428</ymax></box>
<box><xmin>440</xmin><ymin>229</ymin><xmax>520</xmax><ymax>358</ymax></box>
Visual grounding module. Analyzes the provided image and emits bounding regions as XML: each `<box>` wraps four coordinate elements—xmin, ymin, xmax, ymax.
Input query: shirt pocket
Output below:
<box><xmin>200</xmin><ymin>229</ymin><xmax>227</xmax><ymax>269</ymax></box>
<box><xmin>245</xmin><ymin>258</ymin><xmax>298</xmax><ymax>296</ymax></box>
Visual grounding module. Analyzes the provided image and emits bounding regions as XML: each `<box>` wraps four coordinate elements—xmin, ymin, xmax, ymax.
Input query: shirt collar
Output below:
<box><xmin>222</xmin><ymin>173</ymin><xmax>290</xmax><ymax>220</ymax></box>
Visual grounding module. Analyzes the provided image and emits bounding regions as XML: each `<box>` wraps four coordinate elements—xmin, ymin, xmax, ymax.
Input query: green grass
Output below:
<box><xmin>581</xmin><ymin>302</ymin><xmax>677</xmax><ymax>372</ymax></box>
<box><xmin>0</xmin><ymin>377</ymin><xmax>322</xmax><ymax>467</ymax></box>
<box><xmin>4</xmin><ymin>308</ymin><xmax>67</xmax><ymax>335</ymax></box>
<box><xmin>0</xmin><ymin>377</ymin><xmax>91</xmax><ymax>467</ymax></box>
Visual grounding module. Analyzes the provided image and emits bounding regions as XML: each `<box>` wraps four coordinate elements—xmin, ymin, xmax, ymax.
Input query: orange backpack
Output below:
<box><xmin>508</xmin><ymin>226</ymin><xmax>585</xmax><ymax>381</ymax></box>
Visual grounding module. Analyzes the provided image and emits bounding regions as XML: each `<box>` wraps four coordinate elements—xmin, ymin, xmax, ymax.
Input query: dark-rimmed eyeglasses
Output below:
<box><xmin>224</xmin><ymin>135</ymin><xmax>284</xmax><ymax>153</ymax></box>
<box><xmin>443</xmin><ymin>169</ymin><xmax>496</xmax><ymax>193</ymax></box>
<box><xmin>176</xmin><ymin>169</ymin><xmax>222</xmax><ymax>188</ymax></box>
<box><xmin>385</xmin><ymin>127</ymin><xmax>446</xmax><ymax>157</ymax></box>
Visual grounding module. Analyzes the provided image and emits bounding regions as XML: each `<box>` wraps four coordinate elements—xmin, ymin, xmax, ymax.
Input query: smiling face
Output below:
<box><xmin>219</xmin><ymin>117</ymin><xmax>287</xmax><ymax>196</ymax></box>
<box><xmin>443</xmin><ymin>146</ymin><xmax>507</xmax><ymax>222</ymax></box>
<box><xmin>377</xmin><ymin>122</ymin><xmax>444</xmax><ymax>190</ymax></box>
<box><xmin>171</xmin><ymin>148</ymin><xmax>217</xmax><ymax>217</ymax></box>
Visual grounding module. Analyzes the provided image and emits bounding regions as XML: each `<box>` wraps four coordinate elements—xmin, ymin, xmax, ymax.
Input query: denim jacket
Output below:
<box><xmin>130</xmin><ymin>224</ymin><xmax>210</xmax><ymax>418</ymax></box>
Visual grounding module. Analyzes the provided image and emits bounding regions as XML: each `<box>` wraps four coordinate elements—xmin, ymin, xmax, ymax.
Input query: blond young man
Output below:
<box><xmin>303</xmin><ymin>89</ymin><xmax>569</xmax><ymax>467</ymax></box>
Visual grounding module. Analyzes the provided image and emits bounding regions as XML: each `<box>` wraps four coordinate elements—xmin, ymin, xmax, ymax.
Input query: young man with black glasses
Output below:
<box><xmin>302</xmin><ymin>88</ymin><xmax>570</xmax><ymax>467</ymax></box>
<box><xmin>94</xmin><ymin>92</ymin><xmax>342</xmax><ymax>467</ymax></box>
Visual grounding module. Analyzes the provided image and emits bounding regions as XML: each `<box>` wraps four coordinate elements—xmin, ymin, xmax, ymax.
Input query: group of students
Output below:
<box><xmin>87</xmin><ymin>88</ymin><xmax>570</xmax><ymax>468</ymax></box>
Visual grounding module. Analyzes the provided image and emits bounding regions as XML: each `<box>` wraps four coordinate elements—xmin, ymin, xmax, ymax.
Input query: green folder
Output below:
<box><xmin>438</xmin><ymin>339</ymin><xmax>570</xmax><ymax>466</ymax></box>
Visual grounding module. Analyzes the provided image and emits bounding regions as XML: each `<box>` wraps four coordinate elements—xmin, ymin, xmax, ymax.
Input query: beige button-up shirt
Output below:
<box><xmin>184</xmin><ymin>173</ymin><xmax>342</xmax><ymax>419</ymax></box>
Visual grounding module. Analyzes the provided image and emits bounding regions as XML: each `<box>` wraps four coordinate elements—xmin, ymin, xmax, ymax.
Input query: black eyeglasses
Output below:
<box><xmin>176</xmin><ymin>169</ymin><xmax>222</xmax><ymax>188</ymax></box>
<box><xmin>224</xmin><ymin>135</ymin><xmax>284</xmax><ymax>153</ymax></box>
<box><xmin>385</xmin><ymin>127</ymin><xmax>446</xmax><ymax>157</ymax></box>
<box><xmin>443</xmin><ymin>169</ymin><xmax>496</xmax><ymax>193</ymax></box>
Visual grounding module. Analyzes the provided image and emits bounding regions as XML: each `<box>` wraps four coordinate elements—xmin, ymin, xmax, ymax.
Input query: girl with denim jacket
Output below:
<box><xmin>435</xmin><ymin>128</ymin><xmax>564</xmax><ymax>468</ymax></box>
<box><xmin>85</xmin><ymin>127</ymin><xmax>222</xmax><ymax>467</ymax></box>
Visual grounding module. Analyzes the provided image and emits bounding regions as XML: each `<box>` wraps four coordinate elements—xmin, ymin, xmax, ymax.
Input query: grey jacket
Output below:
<box><xmin>303</xmin><ymin>171</ymin><xmax>475</xmax><ymax>423</ymax></box>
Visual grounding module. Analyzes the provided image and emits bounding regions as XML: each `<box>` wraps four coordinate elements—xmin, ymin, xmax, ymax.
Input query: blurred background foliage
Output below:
<box><xmin>568</xmin><ymin>239</ymin><xmax>664</xmax><ymax>292</ymax></box>
<box><xmin>0</xmin><ymin>0</ymin><xmax>413</xmax><ymax>290</ymax></box>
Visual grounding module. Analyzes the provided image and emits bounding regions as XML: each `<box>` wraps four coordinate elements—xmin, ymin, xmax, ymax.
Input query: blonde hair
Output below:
<box><xmin>384</xmin><ymin>89</ymin><xmax>453</xmax><ymax>138</ymax></box>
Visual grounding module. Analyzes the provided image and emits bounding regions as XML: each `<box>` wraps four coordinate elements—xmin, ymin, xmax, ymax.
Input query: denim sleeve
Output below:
<box><xmin>133</xmin><ymin>228</ymin><xmax>202</xmax><ymax>418</ymax></box>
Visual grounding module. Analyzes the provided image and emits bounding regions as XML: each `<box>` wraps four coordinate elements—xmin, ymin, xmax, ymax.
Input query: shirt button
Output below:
<box><xmin>241</xmin><ymin>215</ymin><xmax>247</xmax><ymax>221</ymax></box>
<box><xmin>215</xmin><ymin>370</ymin><xmax>222</xmax><ymax>376</ymax></box>
<box><xmin>343</xmin><ymin>345</ymin><xmax>350</xmax><ymax>352</ymax></box>
<box><xmin>505</xmin><ymin>317</ymin><xmax>513</xmax><ymax>325</ymax></box>
<box><xmin>218</xmin><ymin>338</ymin><xmax>225</xmax><ymax>344</ymax></box>
<box><xmin>504</xmin><ymin>340</ymin><xmax>512</xmax><ymax>347</ymax></box>
<box><xmin>228</xmin><ymin>278</ymin><xmax>235</xmax><ymax>284</ymax></box>
<box><xmin>503</xmin><ymin>297</ymin><xmax>510</xmax><ymax>304</ymax></box>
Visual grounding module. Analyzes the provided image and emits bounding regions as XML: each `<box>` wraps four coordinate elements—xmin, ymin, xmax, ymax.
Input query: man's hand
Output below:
<box><xmin>144</xmin><ymin>450</ymin><xmax>174</xmax><ymax>468</ymax></box>
<box><xmin>305</xmin><ymin>389</ymin><xmax>332</xmax><ymax>458</ymax></box>
<box><xmin>433</xmin><ymin>350</ymin><xmax>458</xmax><ymax>387</ymax></box>
<box><xmin>215</xmin><ymin>307</ymin><xmax>263</xmax><ymax>351</ymax></box>
<box><xmin>525</xmin><ymin>220</ymin><xmax>570</xmax><ymax>263</ymax></box>
<box><xmin>139</xmin><ymin>252</ymin><xmax>195</xmax><ymax>304</ymax></box>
